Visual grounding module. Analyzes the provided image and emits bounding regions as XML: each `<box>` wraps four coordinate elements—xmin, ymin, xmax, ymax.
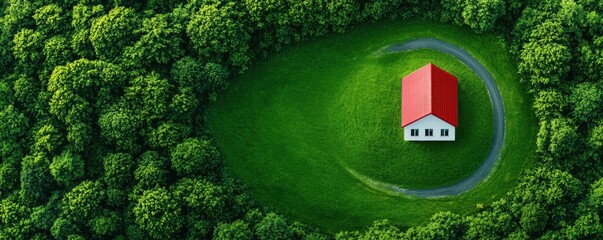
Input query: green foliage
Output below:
<box><xmin>461</xmin><ymin>0</ymin><xmax>506</xmax><ymax>32</ymax></box>
<box><xmin>30</xmin><ymin>192</ymin><xmax>61</xmax><ymax>232</ymax></box>
<box><xmin>0</xmin><ymin>198</ymin><xmax>32</xmax><ymax>238</ymax></box>
<box><xmin>0</xmin><ymin>162</ymin><xmax>20</xmax><ymax>195</ymax></box>
<box><xmin>533</xmin><ymin>89</ymin><xmax>567</xmax><ymax>120</ymax></box>
<box><xmin>405</xmin><ymin>212</ymin><xmax>467</xmax><ymax>239</ymax></box>
<box><xmin>124</xmin><ymin>13</ymin><xmax>184</xmax><ymax>66</ymax></box>
<box><xmin>518</xmin><ymin>41</ymin><xmax>571</xmax><ymax>88</ymax></box>
<box><xmin>102</xmin><ymin>153</ymin><xmax>134</xmax><ymax>189</ymax></box>
<box><xmin>146</xmin><ymin>121</ymin><xmax>191</xmax><ymax>149</ymax></box>
<box><xmin>99</xmin><ymin>106</ymin><xmax>142</xmax><ymax>152</ymax></box>
<box><xmin>89</xmin><ymin>210</ymin><xmax>121</xmax><ymax>236</ymax></box>
<box><xmin>170</xmin><ymin>138</ymin><xmax>220</xmax><ymax>177</ymax></box>
<box><xmin>187</xmin><ymin>2</ymin><xmax>250</xmax><ymax>70</ymax></box>
<box><xmin>12</xmin><ymin>28</ymin><xmax>44</xmax><ymax>72</ymax></box>
<box><xmin>89</xmin><ymin>6</ymin><xmax>140</xmax><ymax>61</ymax></box>
<box><xmin>3</xmin><ymin>0</ymin><xmax>36</xmax><ymax>35</ymax></box>
<box><xmin>71</xmin><ymin>3</ymin><xmax>104</xmax><ymax>58</ymax></box>
<box><xmin>33</xmin><ymin>4</ymin><xmax>66</xmax><ymax>35</ymax></box>
<box><xmin>172</xmin><ymin>178</ymin><xmax>225</xmax><ymax>220</ymax></box>
<box><xmin>569</xmin><ymin>82</ymin><xmax>602</xmax><ymax>125</ymax></box>
<box><xmin>214</xmin><ymin>220</ymin><xmax>253</xmax><ymax>240</ymax></box>
<box><xmin>134</xmin><ymin>151</ymin><xmax>168</xmax><ymax>189</ymax></box>
<box><xmin>43</xmin><ymin>36</ymin><xmax>72</xmax><ymax>78</ymax></box>
<box><xmin>51</xmin><ymin>217</ymin><xmax>80</xmax><ymax>239</ymax></box>
<box><xmin>589</xmin><ymin>123</ymin><xmax>603</xmax><ymax>152</ymax></box>
<box><xmin>337</xmin><ymin>219</ymin><xmax>402</xmax><ymax>239</ymax></box>
<box><xmin>124</xmin><ymin>73</ymin><xmax>172</xmax><ymax>124</ymax></box>
<box><xmin>20</xmin><ymin>153</ymin><xmax>54</xmax><ymax>206</ymax></box>
<box><xmin>134</xmin><ymin>188</ymin><xmax>182</xmax><ymax>239</ymax></box>
<box><xmin>254</xmin><ymin>213</ymin><xmax>294</xmax><ymax>240</ymax></box>
<box><xmin>61</xmin><ymin>180</ymin><xmax>105</xmax><ymax>224</ymax></box>
<box><xmin>50</xmin><ymin>150</ymin><xmax>84</xmax><ymax>188</ymax></box>
<box><xmin>0</xmin><ymin>105</ymin><xmax>28</xmax><ymax>162</ymax></box>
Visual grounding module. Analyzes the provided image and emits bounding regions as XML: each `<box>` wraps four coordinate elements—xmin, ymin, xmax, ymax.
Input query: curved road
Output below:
<box><xmin>377</xmin><ymin>38</ymin><xmax>505</xmax><ymax>197</ymax></box>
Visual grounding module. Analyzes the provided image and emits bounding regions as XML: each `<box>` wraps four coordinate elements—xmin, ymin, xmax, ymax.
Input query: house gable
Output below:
<box><xmin>403</xmin><ymin>114</ymin><xmax>456</xmax><ymax>141</ymax></box>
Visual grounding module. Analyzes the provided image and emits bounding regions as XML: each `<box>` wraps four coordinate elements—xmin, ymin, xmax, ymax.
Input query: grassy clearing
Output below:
<box><xmin>207</xmin><ymin>20</ymin><xmax>537</xmax><ymax>232</ymax></box>
<box><xmin>335</xmin><ymin>48</ymin><xmax>493</xmax><ymax>188</ymax></box>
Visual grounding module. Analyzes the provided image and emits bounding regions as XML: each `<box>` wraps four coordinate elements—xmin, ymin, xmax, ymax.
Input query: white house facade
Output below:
<box><xmin>403</xmin><ymin>114</ymin><xmax>456</xmax><ymax>141</ymax></box>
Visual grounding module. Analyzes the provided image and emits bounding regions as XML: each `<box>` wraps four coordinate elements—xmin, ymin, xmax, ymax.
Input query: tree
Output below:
<box><xmin>134</xmin><ymin>188</ymin><xmax>182</xmax><ymax>239</ymax></box>
<box><xmin>146</xmin><ymin>121</ymin><xmax>191</xmax><ymax>149</ymax></box>
<box><xmin>61</xmin><ymin>180</ymin><xmax>105</xmax><ymax>224</ymax></box>
<box><xmin>0</xmin><ymin>162</ymin><xmax>20</xmax><ymax>195</ymax></box>
<box><xmin>32</xmin><ymin>123</ymin><xmax>63</xmax><ymax>155</ymax></box>
<box><xmin>12</xmin><ymin>28</ymin><xmax>44</xmax><ymax>72</ymax></box>
<box><xmin>43</xmin><ymin>36</ymin><xmax>72</xmax><ymax>79</ymax></box>
<box><xmin>588</xmin><ymin>123</ymin><xmax>603</xmax><ymax>153</ymax></box>
<box><xmin>2</xmin><ymin>0</ymin><xmax>36</xmax><ymax>35</ymax></box>
<box><xmin>519</xmin><ymin>41</ymin><xmax>571</xmax><ymax>88</ymax></box>
<box><xmin>533</xmin><ymin>89</ymin><xmax>567</xmax><ymax>120</ymax></box>
<box><xmin>30</xmin><ymin>192</ymin><xmax>61</xmax><ymax>232</ymax></box>
<box><xmin>406</xmin><ymin>211</ymin><xmax>467</xmax><ymax>239</ymax></box>
<box><xmin>462</xmin><ymin>0</ymin><xmax>505</xmax><ymax>32</ymax></box>
<box><xmin>170</xmin><ymin>138</ymin><xmax>220</xmax><ymax>177</ymax></box>
<box><xmin>103</xmin><ymin>153</ymin><xmax>134</xmax><ymax>189</ymax></box>
<box><xmin>254</xmin><ymin>212</ymin><xmax>294</xmax><ymax>240</ymax></box>
<box><xmin>0</xmin><ymin>105</ymin><xmax>28</xmax><ymax>162</ymax></box>
<box><xmin>324</xmin><ymin>0</ymin><xmax>359</xmax><ymax>33</ymax></box>
<box><xmin>547</xmin><ymin>118</ymin><xmax>580</xmax><ymax>160</ymax></box>
<box><xmin>569</xmin><ymin>82</ymin><xmax>602</xmax><ymax>125</ymax></box>
<box><xmin>124</xmin><ymin>72</ymin><xmax>172</xmax><ymax>123</ymax></box>
<box><xmin>50</xmin><ymin>150</ymin><xmax>85</xmax><ymax>188</ymax></box>
<box><xmin>33</xmin><ymin>4</ymin><xmax>67</xmax><ymax>35</ymax></box>
<box><xmin>203</xmin><ymin>62</ymin><xmax>229</xmax><ymax>100</ymax></box>
<box><xmin>99</xmin><ymin>105</ymin><xmax>142</xmax><ymax>152</ymax></box>
<box><xmin>187</xmin><ymin>2</ymin><xmax>250</xmax><ymax>70</ymax></box>
<box><xmin>48</xmin><ymin>59</ymin><xmax>126</xmax><ymax>152</ymax></box>
<box><xmin>50</xmin><ymin>217</ymin><xmax>80</xmax><ymax>239</ymax></box>
<box><xmin>465</xmin><ymin>207</ymin><xmax>514</xmax><ymax>239</ymax></box>
<box><xmin>0</xmin><ymin>198</ymin><xmax>32</xmax><ymax>238</ymax></box>
<box><xmin>103</xmin><ymin>153</ymin><xmax>135</xmax><ymax>206</ymax></box>
<box><xmin>519</xmin><ymin>203</ymin><xmax>548</xmax><ymax>235</ymax></box>
<box><xmin>214</xmin><ymin>220</ymin><xmax>253</xmax><ymax>240</ymax></box>
<box><xmin>20</xmin><ymin>153</ymin><xmax>55</xmax><ymax>206</ymax></box>
<box><xmin>134</xmin><ymin>151</ymin><xmax>168</xmax><ymax>189</ymax></box>
<box><xmin>89</xmin><ymin>210</ymin><xmax>122</xmax><ymax>236</ymax></box>
<box><xmin>170</xmin><ymin>56</ymin><xmax>204</xmax><ymax>92</ymax></box>
<box><xmin>563</xmin><ymin>213</ymin><xmax>603</xmax><ymax>239</ymax></box>
<box><xmin>89</xmin><ymin>6</ymin><xmax>140</xmax><ymax>61</ymax></box>
<box><xmin>124</xmin><ymin>13</ymin><xmax>184</xmax><ymax>66</ymax></box>
<box><xmin>171</xmin><ymin>177</ymin><xmax>225</xmax><ymax>221</ymax></box>
<box><xmin>441</xmin><ymin>0</ymin><xmax>465</xmax><ymax>26</ymax></box>
<box><xmin>13</xmin><ymin>74</ymin><xmax>40</xmax><ymax>112</ymax></box>
<box><xmin>71</xmin><ymin>3</ymin><xmax>104</xmax><ymax>58</ymax></box>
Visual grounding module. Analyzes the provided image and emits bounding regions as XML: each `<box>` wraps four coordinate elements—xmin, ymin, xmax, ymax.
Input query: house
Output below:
<box><xmin>401</xmin><ymin>63</ymin><xmax>458</xmax><ymax>141</ymax></box>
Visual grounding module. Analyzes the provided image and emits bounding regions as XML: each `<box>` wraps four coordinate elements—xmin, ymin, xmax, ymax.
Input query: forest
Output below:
<box><xmin>0</xmin><ymin>0</ymin><xmax>602</xmax><ymax>239</ymax></box>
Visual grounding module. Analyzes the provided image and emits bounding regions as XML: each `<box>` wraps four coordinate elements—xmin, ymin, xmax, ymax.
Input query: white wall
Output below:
<box><xmin>404</xmin><ymin>114</ymin><xmax>456</xmax><ymax>141</ymax></box>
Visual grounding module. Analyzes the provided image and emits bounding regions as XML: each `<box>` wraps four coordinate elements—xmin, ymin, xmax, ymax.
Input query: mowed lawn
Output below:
<box><xmin>207</xmin><ymin>21</ymin><xmax>537</xmax><ymax>232</ymax></box>
<box><xmin>336</xmin><ymin>49</ymin><xmax>492</xmax><ymax>188</ymax></box>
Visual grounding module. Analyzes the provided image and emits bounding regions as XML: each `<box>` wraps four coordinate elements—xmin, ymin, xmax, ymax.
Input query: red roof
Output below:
<box><xmin>402</xmin><ymin>63</ymin><xmax>458</xmax><ymax>127</ymax></box>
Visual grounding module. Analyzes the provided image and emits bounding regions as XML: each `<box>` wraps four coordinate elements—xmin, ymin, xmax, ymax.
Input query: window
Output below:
<box><xmin>441</xmin><ymin>129</ymin><xmax>449</xmax><ymax>137</ymax></box>
<box><xmin>411</xmin><ymin>129</ymin><xmax>419</xmax><ymax>136</ymax></box>
<box><xmin>425</xmin><ymin>129</ymin><xmax>433</xmax><ymax>137</ymax></box>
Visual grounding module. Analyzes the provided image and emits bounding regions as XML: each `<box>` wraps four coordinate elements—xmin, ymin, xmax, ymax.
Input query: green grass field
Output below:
<box><xmin>336</xmin><ymin>49</ymin><xmax>493</xmax><ymax>188</ymax></box>
<box><xmin>208</xmin><ymin>21</ymin><xmax>537</xmax><ymax>232</ymax></box>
